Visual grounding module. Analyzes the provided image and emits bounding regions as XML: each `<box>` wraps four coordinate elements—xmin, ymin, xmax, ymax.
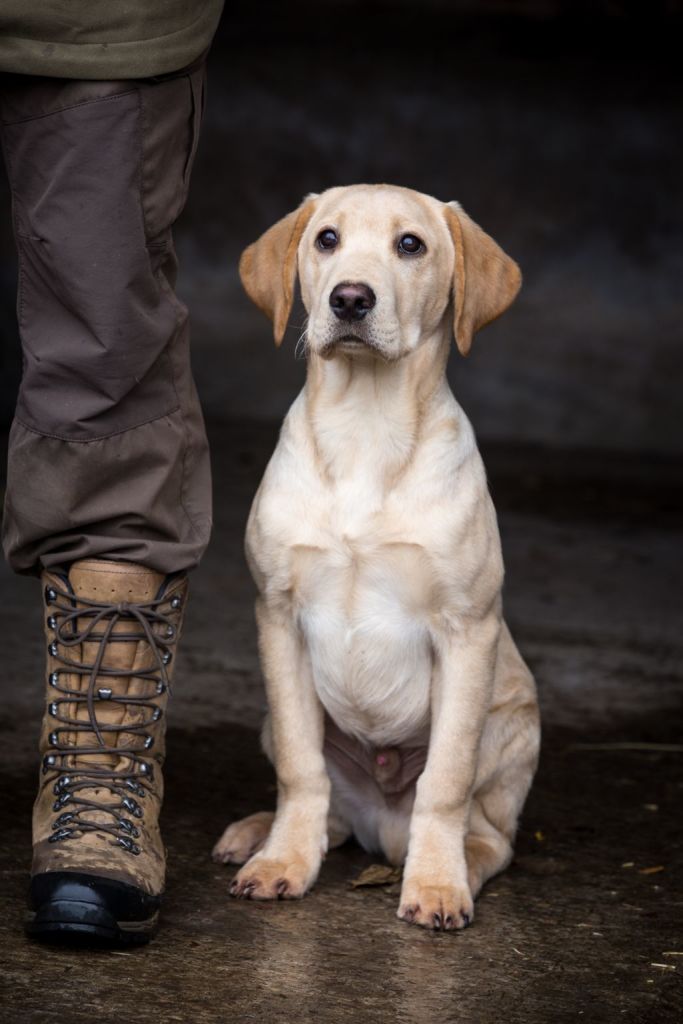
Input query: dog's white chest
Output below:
<box><xmin>292</xmin><ymin>501</ymin><xmax>434</xmax><ymax>746</ymax></box>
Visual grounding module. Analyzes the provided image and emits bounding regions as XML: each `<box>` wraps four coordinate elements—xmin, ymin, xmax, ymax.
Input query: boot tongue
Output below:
<box><xmin>65</xmin><ymin>560</ymin><xmax>166</xmax><ymax>776</ymax></box>
<box><xmin>68</xmin><ymin>560</ymin><xmax>165</xmax><ymax>604</ymax></box>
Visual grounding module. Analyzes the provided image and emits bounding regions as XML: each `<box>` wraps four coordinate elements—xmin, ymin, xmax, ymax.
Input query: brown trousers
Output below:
<box><xmin>0</xmin><ymin>62</ymin><xmax>212</xmax><ymax>576</ymax></box>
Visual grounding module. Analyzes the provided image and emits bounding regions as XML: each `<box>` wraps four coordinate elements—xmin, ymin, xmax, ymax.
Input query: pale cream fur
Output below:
<box><xmin>213</xmin><ymin>184</ymin><xmax>541</xmax><ymax>931</ymax></box>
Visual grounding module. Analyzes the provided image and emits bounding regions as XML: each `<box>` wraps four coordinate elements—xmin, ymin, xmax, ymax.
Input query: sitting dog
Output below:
<box><xmin>213</xmin><ymin>184</ymin><xmax>541</xmax><ymax>931</ymax></box>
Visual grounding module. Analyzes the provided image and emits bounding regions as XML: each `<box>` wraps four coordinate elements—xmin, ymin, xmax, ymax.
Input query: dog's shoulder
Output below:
<box><xmin>244</xmin><ymin>393</ymin><xmax>325</xmax><ymax>587</ymax></box>
<box><xmin>394</xmin><ymin>391</ymin><xmax>486</xmax><ymax>504</ymax></box>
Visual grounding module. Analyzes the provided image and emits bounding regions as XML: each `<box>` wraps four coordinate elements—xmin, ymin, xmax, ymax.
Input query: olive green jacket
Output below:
<box><xmin>0</xmin><ymin>2</ymin><xmax>224</xmax><ymax>79</ymax></box>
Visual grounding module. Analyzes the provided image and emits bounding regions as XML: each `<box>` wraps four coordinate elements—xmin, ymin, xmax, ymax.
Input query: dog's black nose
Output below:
<box><xmin>329</xmin><ymin>282</ymin><xmax>376</xmax><ymax>321</ymax></box>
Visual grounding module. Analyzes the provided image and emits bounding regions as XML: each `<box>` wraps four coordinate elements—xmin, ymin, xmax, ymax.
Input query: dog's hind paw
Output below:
<box><xmin>212</xmin><ymin>811</ymin><xmax>274</xmax><ymax>865</ymax></box>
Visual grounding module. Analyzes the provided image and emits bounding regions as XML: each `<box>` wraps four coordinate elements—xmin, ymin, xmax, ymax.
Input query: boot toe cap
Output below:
<box><xmin>26</xmin><ymin>871</ymin><xmax>161</xmax><ymax>947</ymax></box>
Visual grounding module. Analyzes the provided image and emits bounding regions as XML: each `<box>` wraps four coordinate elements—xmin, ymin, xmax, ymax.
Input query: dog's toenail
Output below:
<box><xmin>433</xmin><ymin>912</ymin><xmax>442</xmax><ymax>929</ymax></box>
<box><xmin>276</xmin><ymin>879</ymin><xmax>288</xmax><ymax>896</ymax></box>
<box><xmin>444</xmin><ymin>915</ymin><xmax>454</xmax><ymax>929</ymax></box>
<box><xmin>462</xmin><ymin>913</ymin><xmax>471</xmax><ymax>927</ymax></box>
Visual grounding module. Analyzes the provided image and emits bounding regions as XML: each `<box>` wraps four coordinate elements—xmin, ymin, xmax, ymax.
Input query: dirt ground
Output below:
<box><xmin>0</xmin><ymin>420</ymin><xmax>681</xmax><ymax>1022</ymax></box>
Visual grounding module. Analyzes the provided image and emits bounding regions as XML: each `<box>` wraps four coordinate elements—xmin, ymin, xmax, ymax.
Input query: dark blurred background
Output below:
<box><xmin>1</xmin><ymin>0</ymin><xmax>682</xmax><ymax>455</ymax></box>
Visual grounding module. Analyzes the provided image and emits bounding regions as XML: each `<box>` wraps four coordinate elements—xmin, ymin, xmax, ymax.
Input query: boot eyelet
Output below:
<box><xmin>53</xmin><ymin>776</ymin><xmax>71</xmax><ymax>794</ymax></box>
<box><xmin>156</xmin><ymin>681</ymin><xmax>167</xmax><ymax>695</ymax></box>
<box><xmin>54</xmin><ymin>812</ymin><xmax>74</xmax><ymax>827</ymax></box>
<box><xmin>52</xmin><ymin>794</ymin><xmax>71</xmax><ymax>811</ymax></box>
<box><xmin>152</xmin><ymin>708</ymin><xmax>162</xmax><ymax>722</ymax></box>
<box><xmin>97</xmin><ymin>687</ymin><xmax>113</xmax><ymax>700</ymax></box>
<box><xmin>48</xmin><ymin>641</ymin><xmax>59</xmax><ymax>656</ymax></box>
<box><xmin>122</xmin><ymin>796</ymin><xmax>143</xmax><ymax>817</ymax></box>
<box><xmin>165</xmin><ymin>625</ymin><xmax>175</xmax><ymax>638</ymax></box>
<box><xmin>116</xmin><ymin>836</ymin><xmax>141</xmax><ymax>855</ymax></box>
<box><xmin>49</xmin><ymin>672</ymin><xmax>59</xmax><ymax>687</ymax></box>
<box><xmin>170</xmin><ymin>595</ymin><xmax>182</xmax><ymax>610</ymax></box>
<box><xmin>46</xmin><ymin>615</ymin><xmax>58</xmax><ymax>630</ymax></box>
<box><xmin>42</xmin><ymin>754</ymin><xmax>57</xmax><ymax>773</ymax></box>
<box><xmin>125</xmin><ymin>780</ymin><xmax>146</xmax><ymax>797</ymax></box>
<box><xmin>49</xmin><ymin>827</ymin><xmax>74</xmax><ymax>843</ymax></box>
<box><xmin>144</xmin><ymin>736</ymin><xmax>154</xmax><ymax>750</ymax></box>
<box><xmin>48</xmin><ymin>701</ymin><xmax>59</xmax><ymax>717</ymax></box>
<box><xmin>49</xmin><ymin>731</ymin><xmax>59</xmax><ymax>746</ymax></box>
<box><xmin>45</xmin><ymin>586</ymin><xmax>57</xmax><ymax>604</ymax></box>
<box><xmin>162</xmin><ymin>652</ymin><xmax>172</xmax><ymax>666</ymax></box>
<box><xmin>118</xmin><ymin>818</ymin><xmax>139</xmax><ymax>837</ymax></box>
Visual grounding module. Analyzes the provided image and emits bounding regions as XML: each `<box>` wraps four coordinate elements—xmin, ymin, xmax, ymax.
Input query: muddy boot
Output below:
<box><xmin>25</xmin><ymin>559</ymin><xmax>188</xmax><ymax>946</ymax></box>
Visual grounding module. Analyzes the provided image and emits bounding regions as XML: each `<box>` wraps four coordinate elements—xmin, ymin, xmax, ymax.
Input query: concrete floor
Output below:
<box><xmin>0</xmin><ymin>420</ymin><xmax>681</xmax><ymax>1023</ymax></box>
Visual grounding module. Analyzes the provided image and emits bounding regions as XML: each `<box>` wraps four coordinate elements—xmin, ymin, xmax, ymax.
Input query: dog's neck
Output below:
<box><xmin>303</xmin><ymin>325</ymin><xmax>452</xmax><ymax>487</ymax></box>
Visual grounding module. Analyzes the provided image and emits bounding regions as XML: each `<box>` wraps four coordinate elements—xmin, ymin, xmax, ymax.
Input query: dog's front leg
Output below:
<box><xmin>230</xmin><ymin>597</ymin><xmax>330</xmax><ymax>900</ymax></box>
<box><xmin>398</xmin><ymin>613</ymin><xmax>499</xmax><ymax>931</ymax></box>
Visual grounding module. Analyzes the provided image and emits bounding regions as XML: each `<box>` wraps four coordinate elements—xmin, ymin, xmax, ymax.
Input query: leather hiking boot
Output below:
<box><xmin>25</xmin><ymin>559</ymin><xmax>188</xmax><ymax>946</ymax></box>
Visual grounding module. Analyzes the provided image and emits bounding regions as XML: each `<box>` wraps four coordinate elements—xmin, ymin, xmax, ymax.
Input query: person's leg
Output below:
<box><xmin>0</xmin><ymin>64</ymin><xmax>212</xmax><ymax>945</ymax></box>
<box><xmin>0</xmin><ymin>66</ymin><xmax>211</xmax><ymax>573</ymax></box>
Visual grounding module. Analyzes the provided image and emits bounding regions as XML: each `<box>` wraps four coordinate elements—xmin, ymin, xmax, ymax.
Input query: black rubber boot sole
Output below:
<box><xmin>26</xmin><ymin>871</ymin><xmax>162</xmax><ymax>947</ymax></box>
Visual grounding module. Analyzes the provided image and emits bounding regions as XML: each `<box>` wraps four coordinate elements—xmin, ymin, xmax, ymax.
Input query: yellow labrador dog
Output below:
<box><xmin>213</xmin><ymin>184</ymin><xmax>540</xmax><ymax>931</ymax></box>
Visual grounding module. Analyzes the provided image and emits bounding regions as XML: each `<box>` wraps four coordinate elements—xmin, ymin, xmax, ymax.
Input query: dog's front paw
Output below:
<box><xmin>229</xmin><ymin>851</ymin><xmax>319</xmax><ymax>900</ymax></box>
<box><xmin>397</xmin><ymin>879</ymin><xmax>474</xmax><ymax>931</ymax></box>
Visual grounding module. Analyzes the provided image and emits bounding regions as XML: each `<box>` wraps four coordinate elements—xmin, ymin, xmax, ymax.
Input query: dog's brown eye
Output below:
<box><xmin>398</xmin><ymin>234</ymin><xmax>424</xmax><ymax>255</ymax></box>
<box><xmin>317</xmin><ymin>229</ymin><xmax>339</xmax><ymax>251</ymax></box>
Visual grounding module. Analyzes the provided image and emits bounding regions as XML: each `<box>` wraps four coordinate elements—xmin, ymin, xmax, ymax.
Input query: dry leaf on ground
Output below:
<box><xmin>350</xmin><ymin>864</ymin><xmax>403</xmax><ymax>888</ymax></box>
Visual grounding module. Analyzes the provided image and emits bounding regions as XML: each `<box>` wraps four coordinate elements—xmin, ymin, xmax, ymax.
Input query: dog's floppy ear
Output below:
<box><xmin>238</xmin><ymin>192</ymin><xmax>319</xmax><ymax>346</ymax></box>
<box><xmin>444</xmin><ymin>201</ymin><xmax>522</xmax><ymax>356</ymax></box>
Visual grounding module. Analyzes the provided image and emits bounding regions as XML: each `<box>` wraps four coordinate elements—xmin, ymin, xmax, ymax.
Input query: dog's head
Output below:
<box><xmin>238</xmin><ymin>184</ymin><xmax>521</xmax><ymax>360</ymax></box>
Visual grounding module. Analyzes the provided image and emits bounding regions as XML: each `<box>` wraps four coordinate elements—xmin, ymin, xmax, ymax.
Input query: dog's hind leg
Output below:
<box><xmin>466</xmin><ymin>719</ymin><xmax>540</xmax><ymax>896</ymax></box>
<box><xmin>465</xmin><ymin>802</ymin><xmax>513</xmax><ymax>897</ymax></box>
<box><xmin>466</xmin><ymin>705</ymin><xmax>540</xmax><ymax>895</ymax></box>
<box><xmin>465</xmin><ymin>626</ymin><xmax>540</xmax><ymax>896</ymax></box>
<box><xmin>326</xmin><ymin>808</ymin><xmax>353</xmax><ymax>850</ymax></box>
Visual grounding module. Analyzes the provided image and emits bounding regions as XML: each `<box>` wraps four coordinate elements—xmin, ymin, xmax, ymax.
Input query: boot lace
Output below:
<box><xmin>41</xmin><ymin>578</ymin><xmax>183</xmax><ymax>855</ymax></box>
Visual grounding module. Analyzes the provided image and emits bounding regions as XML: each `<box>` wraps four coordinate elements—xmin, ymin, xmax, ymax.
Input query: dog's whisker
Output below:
<box><xmin>294</xmin><ymin>320</ymin><xmax>310</xmax><ymax>360</ymax></box>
